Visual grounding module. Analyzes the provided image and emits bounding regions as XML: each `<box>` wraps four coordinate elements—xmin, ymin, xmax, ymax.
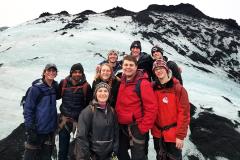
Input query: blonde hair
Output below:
<box><xmin>95</xmin><ymin>63</ymin><xmax>113</xmax><ymax>80</ymax></box>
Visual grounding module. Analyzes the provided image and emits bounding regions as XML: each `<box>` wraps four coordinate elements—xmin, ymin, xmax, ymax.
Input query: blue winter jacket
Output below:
<box><xmin>23</xmin><ymin>78</ymin><xmax>58</xmax><ymax>134</ymax></box>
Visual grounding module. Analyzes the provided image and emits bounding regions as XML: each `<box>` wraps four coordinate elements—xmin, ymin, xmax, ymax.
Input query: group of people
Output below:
<box><xmin>23</xmin><ymin>40</ymin><xmax>190</xmax><ymax>160</ymax></box>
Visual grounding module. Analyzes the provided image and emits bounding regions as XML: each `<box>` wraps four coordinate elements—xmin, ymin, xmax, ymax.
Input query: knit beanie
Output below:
<box><xmin>130</xmin><ymin>40</ymin><xmax>141</xmax><ymax>51</ymax></box>
<box><xmin>70</xmin><ymin>63</ymin><xmax>84</xmax><ymax>76</ymax></box>
<box><xmin>152</xmin><ymin>59</ymin><xmax>169</xmax><ymax>73</ymax></box>
<box><xmin>151</xmin><ymin>46</ymin><xmax>163</xmax><ymax>56</ymax></box>
<box><xmin>107</xmin><ymin>49</ymin><xmax>119</xmax><ymax>57</ymax></box>
<box><xmin>94</xmin><ymin>82</ymin><xmax>111</xmax><ymax>99</ymax></box>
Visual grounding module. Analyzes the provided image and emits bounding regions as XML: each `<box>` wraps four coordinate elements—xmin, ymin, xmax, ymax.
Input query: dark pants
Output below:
<box><xmin>58</xmin><ymin>127</ymin><xmax>71</xmax><ymax>160</ymax></box>
<box><xmin>118</xmin><ymin>124</ymin><xmax>147</xmax><ymax>160</ymax></box>
<box><xmin>90</xmin><ymin>152</ymin><xmax>111</xmax><ymax>160</ymax></box>
<box><xmin>23</xmin><ymin>133</ymin><xmax>54</xmax><ymax>160</ymax></box>
<box><xmin>153</xmin><ymin>137</ymin><xmax>182</xmax><ymax>160</ymax></box>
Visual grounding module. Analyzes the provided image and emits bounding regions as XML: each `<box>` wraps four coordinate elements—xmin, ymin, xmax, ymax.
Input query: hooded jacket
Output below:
<box><xmin>151</xmin><ymin>78</ymin><xmax>190</xmax><ymax>142</ymax></box>
<box><xmin>23</xmin><ymin>78</ymin><xmax>58</xmax><ymax>134</ymax></box>
<box><xmin>75</xmin><ymin>100</ymin><xmax>119</xmax><ymax>160</ymax></box>
<box><xmin>116</xmin><ymin>70</ymin><xmax>157</xmax><ymax>134</ymax></box>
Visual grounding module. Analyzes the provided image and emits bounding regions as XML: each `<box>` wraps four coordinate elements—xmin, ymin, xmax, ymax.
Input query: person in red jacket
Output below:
<box><xmin>116</xmin><ymin>55</ymin><xmax>157</xmax><ymax>160</ymax></box>
<box><xmin>151</xmin><ymin>59</ymin><xmax>190</xmax><ymax>160</ymax></box>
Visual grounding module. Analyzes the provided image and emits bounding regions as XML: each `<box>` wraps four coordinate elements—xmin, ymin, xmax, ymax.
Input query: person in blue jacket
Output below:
<box><xmin>23</xmin><ymin>63</ymin><xmax>59</xmax><ymax>160</ymax></box>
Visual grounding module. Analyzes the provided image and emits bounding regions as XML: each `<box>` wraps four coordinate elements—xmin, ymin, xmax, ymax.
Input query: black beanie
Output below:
<box><xmin>70</xmin><ymin>63</ymin><xmax>84</xmax><ymax>76</ymax></box>
<box><xmin>151</xmin><ymin>46</ymin><xmax>163</xmax><ymax>56</ymax></box>
<box><xmin>130</xmin><ymin>40</ymin><xmax>141</xmax><ymax>51</ymax></box>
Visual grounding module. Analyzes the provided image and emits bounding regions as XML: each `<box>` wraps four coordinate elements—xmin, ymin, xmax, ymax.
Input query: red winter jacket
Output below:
<box><xmin>116</xmin><ymin>70</ymin><xmax>157</xmax><ymax>134</ymax></box>
<box><xmin>151</xmin><ymin>78</ymin><xmax>190</xmax><ymax>142</ymax></box>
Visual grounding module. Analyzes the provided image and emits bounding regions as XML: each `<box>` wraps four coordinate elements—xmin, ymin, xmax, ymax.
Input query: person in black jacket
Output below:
<box><xmin>92</xmin><ymin>63</ymin><xmax>120</xmax><ymax>108</ymax></box>
<box><xmin>75</xmin><ymin>82</ymin><xmax>119</xmax><ymax>160</ymax></box>
<box><xmin>58</xmin><ymin>63</ymin><xmax>92</xmax><ymax>160</ymax></box>
<box><xmin>130</xmin><ymin>40</ymin><xmax>154</xmax><ymax>81</ymax></box>
<box><xmin>151</xmin><ymin>46</ymin><xmax>183</xmax><ymax>85</ymax></box>
<box><xmin>130</xmin><ymin>40</ymin><xmax>154</xmax><ymax>157</ymax></box>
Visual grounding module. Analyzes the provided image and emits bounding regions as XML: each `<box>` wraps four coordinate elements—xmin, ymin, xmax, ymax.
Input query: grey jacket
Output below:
<box><xmin>75</xmin><ymin>100</ymin><xmax>119</xmax><ymax>160</ymax></box>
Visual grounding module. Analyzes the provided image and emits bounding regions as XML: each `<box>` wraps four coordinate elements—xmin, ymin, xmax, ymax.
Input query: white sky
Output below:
<box><xmin>1</xmin><ymin>0</ymin><xmax>240</xmax><ymax>27</ymax></box>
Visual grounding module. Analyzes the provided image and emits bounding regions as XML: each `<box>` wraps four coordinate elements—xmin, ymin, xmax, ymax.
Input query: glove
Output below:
<box><xmin>26</xmin><ymin>128</ymin><xmax>38</xmax><ymax>145</ymax></box>
<box><xmin>111</xmin><ymin>152</ymin><xmax>118</xmax><ymax>160</ymax></box>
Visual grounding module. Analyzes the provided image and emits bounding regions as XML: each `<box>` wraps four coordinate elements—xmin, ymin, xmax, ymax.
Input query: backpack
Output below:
<box><xmin>134</xmin><ymin>79</ymin><xmax>144</xmax><ymax>117</ymax></box>
<box><xmin>20</xmin><ymin>86</ymin><xmax>44</xmax><ymax>108</ymax></box>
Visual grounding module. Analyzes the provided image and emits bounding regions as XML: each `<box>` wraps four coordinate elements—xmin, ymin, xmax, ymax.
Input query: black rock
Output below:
<box><xmin>39</xmin><ymin>12</ymin><xmax>52</xmax><ymax>18</ymax></box>
<box><xmin>103</xmin><ymin>6</ymin><xmax>135</xmax><ymax>18</ymax></box>
<box><xmin>0</xmin><ymin>123</ymin><xmax>25</xmax><ymax>160</ymax></box>
<box><xmin>190</xmin><ymin>112</ymin><xmax>240</xmax><ymax>160</ymax></box>
<box><xmin>76</xmin><ymin>10</ymin><xmax>96</xmax><ymax>16</ymax></box>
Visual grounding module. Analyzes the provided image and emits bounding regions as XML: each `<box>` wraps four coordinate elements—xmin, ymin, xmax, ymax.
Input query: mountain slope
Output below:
<box><xmin>0</xmin><ymin>3</ymin><xmax>240</xmax><ymax>160</ymax></box>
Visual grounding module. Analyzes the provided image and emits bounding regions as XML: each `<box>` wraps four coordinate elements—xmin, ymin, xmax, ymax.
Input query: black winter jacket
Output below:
<box><xmin>92</xmin><ymin>77</ymin><xmax>120</xmax><ymax>108</ymax></box>
<box><xmin>59</xmin><ymin>76</ymin><xmax>92</xmax><ymax>121</ymax></box>
<box><xmin>167</xmin><ymin>60</ymin><xmax>183</xmax><ymax>85</ymax></box>
<box><xmin>136</xmin><ymin>52</ymin><xmax>154</xmax><ymax>81</ymax></box>
<box><xmin>75</xmin><ymin>100</ymin><xmax>119</xmax><ymax>160</ymax></box>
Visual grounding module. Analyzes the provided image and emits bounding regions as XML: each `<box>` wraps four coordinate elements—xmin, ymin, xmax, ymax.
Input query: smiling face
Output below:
<box><xmin>154</xmin><ymin>67</ymin><xmax>168</xmax><ymax>80</ymax></box>
<box><xmin>71</xmin><ymin>70</ymin><xmax>83</xmax><ymax>82</ymax></box>
<box><xmin>96</xmin><ymin>87</ymin><xmax>109</xmax><ymax>103</ymax></box>
<box><xmin>100</xmin><ymin>64</ymin><xmax>112</xmax><ymax>81</ymax></box>
<box><xmin>152</xmin><ymin>51</ymin><xmax>163</xmax><ymax>60</ymax></box>
<box><xmin>108</xmin><ymin>52</ymin><xmax>118</xmax><ymax>63</ymax></box>
<box><xmin>122</xmin><ymin>59</ymin><xmax>137</xmax><ymax>80</ymax></box>
<box><xmin>131</xmin><ymin>47</ymin><xmax>141</xmax><ymax>58</ymax></box>
<box><xmin>43</xmin><ymin>68</ymin><xmax>57</xmax><ymax>81</ymax></box>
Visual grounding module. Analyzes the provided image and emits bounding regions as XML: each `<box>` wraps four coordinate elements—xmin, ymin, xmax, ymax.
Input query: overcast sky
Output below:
<box><xmin>1</xmin><ymin>0</ymin><xmax>240</xmax><ymax>27</ymax></box>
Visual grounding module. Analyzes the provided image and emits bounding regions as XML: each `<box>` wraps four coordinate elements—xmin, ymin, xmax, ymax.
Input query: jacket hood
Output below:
<box><xmin>32</xmin><ymin>78</ymin><xmax>58</xmax><ymax>90</ymax></box>
<box><xmin>65</xmin><ymin>74</ymin><xmax>87</xmax><ymax>85</ymax></box>
<box><xmin>154</xmin><ymin>76</ymin><xmax>180</xmax><ymax>90</ymax></box>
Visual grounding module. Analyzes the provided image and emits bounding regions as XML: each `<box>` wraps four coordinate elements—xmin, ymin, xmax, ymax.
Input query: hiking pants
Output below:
<box><xmin>58</xmin><ymin>127</ymin><xmax>71</xmax><ymax>160</ymax></box>
<box><xmin>23</xmin><ymin>133</ymin><xmax>54</xmax><ymax>160</ymax></box>
<box><xmin>118</xmin><ymin>124</ymin><xmax>147</xmax><ymax>160</ymax></box>
<box><xmin>153</xmin><ymin>137</ymin><xmax>182</xmax><ymax>160</ymax></box>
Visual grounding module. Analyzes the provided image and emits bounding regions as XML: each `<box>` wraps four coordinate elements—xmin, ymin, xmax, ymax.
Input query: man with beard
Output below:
<box><xmin>58</xmin><ymin>63</ymin><xmax>92</xmax><ymax>160</ymax></box>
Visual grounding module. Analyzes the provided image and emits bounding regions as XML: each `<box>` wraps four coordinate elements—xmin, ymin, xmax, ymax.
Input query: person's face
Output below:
<box><xmin>131</xmin><ymin>47</ymin><xmax>141</xmax><ymax>58</ymax></box>
<box><xmin>154</xmin><ymin>67</ymin><xmax>168</xmax><ymax>79</ymax></box>
<box><xmin>100</xmin><ymin>65</ymin><xmax>112</xmax><ymax>81</ymax></box>
<box><xmin>96</xmin><ymin>87</ymin><xmax>109</xmax><ymax>103</ymax></box>
<box><xmin>44</xmin><ymin>68</ymin><xmax>57</xmax><ymax>81</ymax></box>
<box><xmin>71</xmin><ymin>70</ymin><xmax>83</xmax><ymax>82</ymax></box>
<box><xmin>122</xmin><ymin>60</ymin><xmax>137</xmax><ymax>79</ymax></box>
<box><xmin>152</xmin><ymin>51</ymin><xmax>163</xmax><ymax>60</ymax></box>
<box><xmin>108</xmin><ymin>52</ymin><xmax>118</xmax><ymax>63</ymax></box>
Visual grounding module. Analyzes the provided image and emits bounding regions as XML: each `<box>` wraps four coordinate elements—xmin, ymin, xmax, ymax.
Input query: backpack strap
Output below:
<box><xmin>61</xmin><ymin>79</ymin><xmax>89</xmax><ymax>103</ymax></box>
<box><xmin>135</xmin><ymin>79</ymin><xmax>144</xmax><ymax>117</ymax></box>
<box><xmin>61</xmin><ymin>79</ymin><xmax>68</xmax><ymax>97</ymax></box>
<box><xmin>82</xmin><ymin>82</ymin><xmax>89</xmax><ymax>103</ymax></box>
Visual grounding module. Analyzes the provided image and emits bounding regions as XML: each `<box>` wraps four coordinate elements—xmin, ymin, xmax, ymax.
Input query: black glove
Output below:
<box><xmin>26</xmin><ymin>128</ymin><xmax>38</xmax><ymax>145</ymax></box>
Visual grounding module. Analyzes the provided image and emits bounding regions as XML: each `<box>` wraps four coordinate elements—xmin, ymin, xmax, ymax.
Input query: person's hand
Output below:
<box><xmin>26</xmin><ymin>128</ymin><xmax>38</xmax><ymax>145</ymax></box>
<box><xmin>111</xmin><ymin>152</ymin><xmax>118</xmax><ymax>160</ymax></box>
<box><xmin>176</xmin><ymin>138</ymin><xmax>184</xmax><ymax>150</ymax></box>
<box><xmin>96</xmin><ymin>65</ymin><xmax>101</xmax><ymax>73</ymax></box>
